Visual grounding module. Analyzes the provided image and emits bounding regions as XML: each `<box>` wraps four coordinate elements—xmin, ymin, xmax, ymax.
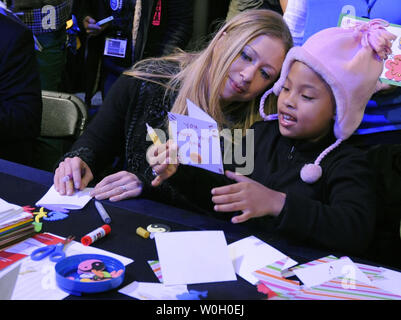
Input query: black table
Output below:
<box><xmin>1</xmin><ymin>158</ymin><xmax>392</xmax><ymax>306</ymax></box>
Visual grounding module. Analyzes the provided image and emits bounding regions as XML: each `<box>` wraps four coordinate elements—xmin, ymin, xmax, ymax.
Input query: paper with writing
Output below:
<box><xmin>168</xmin><ymin>99</ymin><xmax>224</xmax><ymax>174</ymax></box>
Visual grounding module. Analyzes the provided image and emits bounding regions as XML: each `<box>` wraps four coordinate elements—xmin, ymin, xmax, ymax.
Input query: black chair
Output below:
<box><xmin>32</xmin><ymin>91</ymin><xmax>88</xmax><ymax>172</ymax></box>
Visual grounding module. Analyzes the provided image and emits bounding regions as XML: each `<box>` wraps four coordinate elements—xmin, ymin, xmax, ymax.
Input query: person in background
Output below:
<box><xmin>226</xmin><ymin>0</ymin><xmax>287</xmax><ymax>21</ymax></box>
<box><xmin>75</xmin><ymin>0</ymin><xmax>194</xmax><ymax>105</ymax></box>
<box><xmin>53</xmin><ymin>10</ymin><xmax>293</xmax><ymax>214</ymax></box>
<box><xmin>282</xmin><ymin>0</ymin><xmax>401</xmax><ymax>146</ymax></box>
<box><xmin>147</xmin><ymin>21</ymin><xmax>396</xmax><ymax>256</ymax></box>
<box><xmin>7</xmin><ymin>0</ymin><xmax>73</xmax><ymax>91</ymax></box>
<box><xmin>0</xmin><ymin>9</ymin><xmax>42</xmax><ymax>166</ymax></box>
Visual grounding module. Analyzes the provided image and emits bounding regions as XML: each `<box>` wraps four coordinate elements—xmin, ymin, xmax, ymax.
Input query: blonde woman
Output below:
<box><xmin>53</xmin><ymin>9</ymin><xmax>293</xmax><ymax>210</ymax></box>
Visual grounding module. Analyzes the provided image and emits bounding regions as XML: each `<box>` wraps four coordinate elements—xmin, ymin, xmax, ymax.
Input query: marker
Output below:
<box><xmin>94</xmin><ymin>201</ymin><xmax>111</xmax><ymax>224</ymax></box>
<box><xmin>146</xmin><ymin>123</ymin><xmax>176</xmax><ymax>176</ymax></box>
<box><xmin>146</xmin><ymin>123</ymin><xmax>162</xmax><ymax>146</ymax></box>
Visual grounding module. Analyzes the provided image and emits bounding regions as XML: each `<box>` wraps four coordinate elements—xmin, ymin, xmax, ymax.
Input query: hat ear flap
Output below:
<box><xmin>300</xmin><ymin>139</ymin><xmax>343</xmax><ymax>184</ymax></box>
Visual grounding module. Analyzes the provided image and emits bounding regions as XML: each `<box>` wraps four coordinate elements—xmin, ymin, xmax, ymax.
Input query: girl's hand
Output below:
<box><xmin>90</xmin><ymin>171</ymin><xmax>143</xmax><ymax>202</ymax></box>
<box><xmin>146</xmin><ymin>140</ymin><xmax>179</xmax><ymax>187</ymax></box>
<box><xmin>54</xmin><ymin>157</ymin><xmax>94</xmax><ymax>196</ymax></box>
<box><xmin>211</xmin><ymin>171</ymin><xmax>286</xmax><ymax>223</ymax></box>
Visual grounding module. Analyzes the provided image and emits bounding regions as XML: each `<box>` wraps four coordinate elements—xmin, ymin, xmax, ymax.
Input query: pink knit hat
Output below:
<box><xmin>259</xmin><ymin>19</ymin><xmax>396</xmax><ymax>184</ymax></box>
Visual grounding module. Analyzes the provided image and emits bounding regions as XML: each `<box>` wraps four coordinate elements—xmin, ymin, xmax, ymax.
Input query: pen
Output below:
<box><xmin>94</xmin><ymin>201</ymin><xmax>111</xmax><ymax>224</ymax></box>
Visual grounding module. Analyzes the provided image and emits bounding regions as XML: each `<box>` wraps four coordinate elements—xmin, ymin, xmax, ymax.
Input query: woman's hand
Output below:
<box><xmin>146</xmin><ymin>140</ymin><xmax>179</xmax><ymax>187</ymax></box>
<box><xmin>211</xmin><ymin>171</ymin><xmax>286</xmax><ymax>224</ymax></box>
<box><xmin>90</xmin><ymin>171</ymin><xmax>143</xmax><ymax>202</ymax></box>
<box><xmin>54</xmin><ymin>157</ymin><xmax>94</xmax><ymax>195</ymax></box>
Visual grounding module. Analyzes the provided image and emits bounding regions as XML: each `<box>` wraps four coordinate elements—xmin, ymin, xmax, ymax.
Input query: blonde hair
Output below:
<box><xmin>125</xmin><ymin>9</ymin><xmax>292</xmax><ymax>131</ymax></box>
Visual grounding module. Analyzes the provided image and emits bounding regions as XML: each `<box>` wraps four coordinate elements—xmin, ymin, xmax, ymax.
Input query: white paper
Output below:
<box><xmin>0</xmin><ymin>198</ymin><xmax>30</xmax><ymax>228</ymax></box>
<box><xmin>371</xmin><ymin>268</ymin><xmax>401</xmax><ymax>297</ymax></box>
<box><xmin>0</xmin><ymin>261</ymin><xmax>21</xmax><ymax>299</ymax></box>
<box><xmin>35</xmin><ymin>185</ymin><xmax>93</xmax><ymax>210</ymax></box>
<box><xmin>0</xmin><ymin>198</ymin><xmax>21</xmax><ymax>212</ymax></box>
<box><xmin>10</xmin><ymin>234</ymin><xmax>133</xmax><ymax>300</ymax></box>
<box><xmin>293</xmin><ymin>256</ymin><xmax>371</xmax><ymax>288</ymax></box>
<box><xmin>119</xmin><ymin>281</ymin><xmax>188</xmax><ymax>300</ymax></box>
<box><xmin>64</xmin><ymin>241</ymin><xmax>133</xmax><ymax>266</ymax></box>
<box><xmin>186</xmin><ymin>98</ymin><xmax>217</xmax><ymax>124</ymax></box>
<box><xmin>11</xmin><ymin>255</ymin><xmax>70</xmax><ymax>300</ymax></box>
<box><xmin>154</xmin><ymin>231</ymin><xmax>236</xmax><ymax>285</ymax></box>
<box><xmin>228</xmin><ymin>236</ymin><xmax>296</xmax><ymax>285</ymax></box>
<box><xmin>0</xmin><ymin>209</ymin><xmax>31</xmax><ymax>228</ymax></box>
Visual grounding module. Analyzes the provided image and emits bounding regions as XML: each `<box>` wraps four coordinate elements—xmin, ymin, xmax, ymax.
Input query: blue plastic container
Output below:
<box><xmin>55</xmin><ymin>254</ymin><xmax>125</xmax><ymax>296</ymax></box>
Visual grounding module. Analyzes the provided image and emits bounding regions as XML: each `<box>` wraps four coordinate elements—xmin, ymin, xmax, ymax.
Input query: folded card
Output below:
<box><xmin>168</xmin><ymin>99</ymin><xmax>224</xmax><ymax>174</ymax></box>
<box><xmin>228</xmin><ymin>236</ymin><xmax>297</xmax><ymax>285</ymax></box>
<box><xmin>35</xmin><ymin>185</ymin><xmax>93</xmax><ymax>210</ymax></box>
<box><xmin>293</xmin><ymin>256</ymin><xmax>371</xmax><ymax>288</ymax></box>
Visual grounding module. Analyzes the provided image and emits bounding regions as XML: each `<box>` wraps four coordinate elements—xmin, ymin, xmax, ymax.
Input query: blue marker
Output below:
<box><xmin>94</xmin><ymin>201</ymin><xmax>111</xmax><ymax>224</ymax></box>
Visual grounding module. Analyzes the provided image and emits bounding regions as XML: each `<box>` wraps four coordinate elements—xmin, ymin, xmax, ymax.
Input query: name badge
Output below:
<box><xmin>110</xmin><ymin>0</ymin><xmax>123</xmax><ymax>11</ymax></box>
<box><xmin>104</xmin><ymin>37</ymin><xmax>127</xmax><ymax>58</ymax></box>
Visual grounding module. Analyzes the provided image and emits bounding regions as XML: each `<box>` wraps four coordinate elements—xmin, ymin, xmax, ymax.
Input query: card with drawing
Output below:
<box><xmin>338</xmin><ymin>14</ymin><xmax>401</xmax><ymax>87</ymax></box>
<box><xmin>168</xmin><ymin>99</ymin><xmax>224</xmax><ymax>175</ymax></box>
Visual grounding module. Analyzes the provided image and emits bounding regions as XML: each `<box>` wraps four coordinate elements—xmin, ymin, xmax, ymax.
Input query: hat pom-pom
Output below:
<box><xmin>300</xmin><ymin>163</ymin><xmax>322</xmax><ymax>184</ymax></box>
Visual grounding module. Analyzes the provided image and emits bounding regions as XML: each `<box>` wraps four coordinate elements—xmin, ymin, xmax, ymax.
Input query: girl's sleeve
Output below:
<box><xmin>276</xmin><ymin>152</ymin><xmax>376</xmax><ymax>255</ymax></box>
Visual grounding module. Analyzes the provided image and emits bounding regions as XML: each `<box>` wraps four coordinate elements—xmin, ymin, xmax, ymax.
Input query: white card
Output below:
<box><xmin>154</xmin><ymin>231</ymin><xmax>236</xmax><ymax>285</ymax></box>
<box><xmin>228</xmin><ymin>236</ymin><xmax>296</xmax><ymax>284</ymax></box>
<box><xmin>168</xmin><ymin>99</ymin><xmax>224</xmax><ymax>174</ymax></box>
<box><xmin>35</xmin><ymin>185</ymin><xmax>93</xmax><ymax>210</ymax></box>
<box><xmin>293</xmin><ymin>256</ymin><xmax>371</xmax><ymax>288</ymax></box>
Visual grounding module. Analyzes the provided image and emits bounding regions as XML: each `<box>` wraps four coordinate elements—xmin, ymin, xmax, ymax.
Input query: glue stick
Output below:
<box><xmin>81</xmin><ymin>225</ymin><xmax>111</xmax><ymax>246</ymax></box>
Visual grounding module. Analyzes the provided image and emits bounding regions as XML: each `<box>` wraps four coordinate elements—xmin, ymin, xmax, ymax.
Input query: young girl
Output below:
<box><xmin>148</xmin><ymin>20</ymin><xmax>396</xmax><ymax>255</ymax></box>
<box><xmin>53</xmin><ymin>9</ymin><xmax>293</xmax><ymax>208</ymax></box>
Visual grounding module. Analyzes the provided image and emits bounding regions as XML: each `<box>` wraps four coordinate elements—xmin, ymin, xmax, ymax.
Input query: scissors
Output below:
<box><xmin>31</xmin><ymin>235</ymin><xmax>75</xmax><ymax>262</ymax></box>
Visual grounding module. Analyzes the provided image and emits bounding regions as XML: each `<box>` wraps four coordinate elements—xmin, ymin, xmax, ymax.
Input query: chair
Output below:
<box><xmin>32</xmin><ymin>91</ymin><xmax>89</xmax><ymax>172</ymax></box>
<box><xmin>40</xmin><ymin>90</ymin><xmax>88</xmax><ymax>138</ymax></box>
